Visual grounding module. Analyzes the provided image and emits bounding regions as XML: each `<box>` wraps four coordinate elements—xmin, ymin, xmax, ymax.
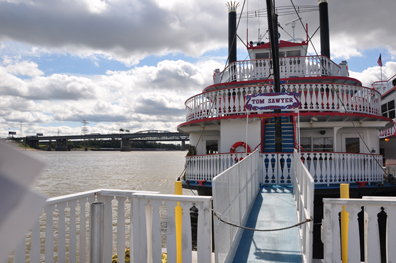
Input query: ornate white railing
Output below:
<box><xmin>293</xmin><ymin>150</ymin><xmax>314</xmax><ymax>263</ymax></box>
<box><xmin>323</xmin><ymin>197</ymin><xmax>396</xmax><ymax>262</ymax></box>
<box><xmin>379</xmin><ymin>121</ymin><xmax>396</xmax><ymax>139</ymax></box>
<box><xmin>372</xmin><ymin>73</ymin><xmax>396</xmax><ymax>95</ymax></box>
<box><xmin>212</xmin><ymin>150</ymin><xmax>260</xmax><ymax>263</ymax></box>
<box><xmin>300</xmin><ymin>152</ymin><xmax>383</xmax><ymax>185</ymax></box>
<box><xmin>216</xmin><ymin>56</ymin><xmax>340</xmax><ymax>84</ymax></box>
<box><xmin>185</xmin><ymin>83</ymin><xmax>381</xmax><ymax>122</ymax></box>
<box><xmin>8</xmin><ymin>189</ymin><xmax>212</xmax><ymax>263</ymax></box>
<box><xmin>185</xmin><ymin>152</ymin><xmax>248</xmax><ymax>182</ymax></box>
<box><xmin>263</xmin><ymin>152</ymin><xmax>294</xmax><ymax>184</ymax></box>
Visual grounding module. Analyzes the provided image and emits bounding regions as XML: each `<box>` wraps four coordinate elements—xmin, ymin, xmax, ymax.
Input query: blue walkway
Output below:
<box><xmin>232</xmin><ymin>185</ymin><xmax>302</xmax><ymax>263</ymax></box>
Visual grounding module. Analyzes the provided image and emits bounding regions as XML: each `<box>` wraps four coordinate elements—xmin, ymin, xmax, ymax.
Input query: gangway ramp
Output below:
<box><xmin>232</xmin><ymin>185</ymin><xmax>302</xmax><ymax>263</ymax></box>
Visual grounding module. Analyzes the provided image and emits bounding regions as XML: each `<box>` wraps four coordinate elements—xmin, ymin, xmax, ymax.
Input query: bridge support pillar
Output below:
<box><xmin>55</xmin><ymin>139</ymin><xmax>68</xmax><ymax>151</ymax></box>
<box><xmin>181</xmin><ymin>140</ymin><xmax>186</xmax><ymax>151</ymax></box>
<box><xmin>47</xmin><ymin>140</ymin><xmax>52</xmax><ymax>151</ymax></box>
<box><xmin>26</xmin><ymin>139</ymin><xmax>39</xmax><ymax>148</ymax></box>
<box><xmin>120</xmin><ymin>138</ymin><xmax>131</xmax><ymax>152</ymax></box>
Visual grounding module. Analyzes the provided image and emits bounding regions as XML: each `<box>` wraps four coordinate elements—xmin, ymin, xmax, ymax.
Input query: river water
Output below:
<box><xmin>28</xmin><ymin>150</ymin><xmax>192</xmax><ymax>198</ymax></box>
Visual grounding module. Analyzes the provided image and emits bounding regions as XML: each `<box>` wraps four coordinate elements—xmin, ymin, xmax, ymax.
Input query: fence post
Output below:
<box><xmin>340</xmin><ymin>184</ymin><xmax>349</xmax><ymax>263</ymax></box>
<box><xmin>175</xmin><ymin>181</ymin><xmax>183</xmax><ymax>263</ymax></box>
<box><xmin>90</xmin><ymin>202</ymin><xmax>104</xmax><ymax>263</ymax></box>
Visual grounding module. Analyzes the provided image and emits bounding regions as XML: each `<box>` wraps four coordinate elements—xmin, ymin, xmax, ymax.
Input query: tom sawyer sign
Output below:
<box><xmin>245</xmin><ymin>92</ymin><xmax>300</xmax><ymax>111</ymax></box>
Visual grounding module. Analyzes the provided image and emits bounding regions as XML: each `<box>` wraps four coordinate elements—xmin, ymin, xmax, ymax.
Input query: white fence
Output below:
<box><xmin>212</xmin><ymin>150</ymin><xmax>260</xmax><ymax>263</ymax></box>
<box><xmin>7</xmin><ymin>189</ymin><xmax>212</xmax><ymax>263</ymax></box>
<box><xmin>185</xmin><ymin>152</ymin><xmax>247</xmax><ymax>181</ymax></box>
<box><xmin>217</xmin><ymin>56</ymin><xmax>341</xmax><ymax>83</ymax></box>
<box><xmin>185</xmin><ymin>83</ymin><xmax>381</xmax><ymax>122</ymax></box>
<box><xmin>293</xmin><ymin>150</ymin><xmax>314</xmax><ymax>263</ymax></box>
<box><xmin>322</xmin><ymin>197</ymin><xmax>396</xmax><ymax>262</ymax></box>
<box><xmin>300</xmin><ymin>152</ymin><xmax>383</xmax><ymax>185</ymax></box>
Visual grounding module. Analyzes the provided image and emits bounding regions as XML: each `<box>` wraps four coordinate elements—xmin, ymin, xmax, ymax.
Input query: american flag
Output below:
<box><xmin>377</xmin><ymin>54</ymin><xmax>383</xmax><ymax>67</ymax></box>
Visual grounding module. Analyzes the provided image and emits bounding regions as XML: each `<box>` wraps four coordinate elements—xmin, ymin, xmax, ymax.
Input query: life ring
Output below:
<box><xmin>230</xmin><ymin>142</ymin><xmax>251</xmax><ymax>162</ymax></box>
<box><xmin>230</xmin><ymin>141</ymin><xmax>251</xmax><ymax>153</ymax></box>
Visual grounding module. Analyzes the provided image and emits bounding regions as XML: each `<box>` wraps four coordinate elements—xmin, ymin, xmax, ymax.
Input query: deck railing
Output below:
<box><xmin>293</xmin><ymin>150</ymin><xmax>314</xmax><ymax>263</ymax></box>
<box><xmin>372</xmin><ymin>73</ymin><xmax>396</xmax><ymax>95</ymax></box>
<box><xmin>185</xmin><ymin>152</ymin><xmax>248</xmax><ymax>181</ymax></box>
<box><xmin>212</xmin><ymin>150</ymin><xmax>260</xmax><ymax>263</ymax></box>
<box><xmin>185</xmin><ymin>152</ymin><xmax>384</xmax><ymax>185</ymax></box>
<box><xmin>8</xmin><ymin>189</ymin><xmax>212</xmax><ymax>263</ymax></box>
<box><xmin>323</xmin><ymin>197</ymin><xmax>396</xmax><ymax>262</ymax></box>
<box><xmin>300</xmin><ymin>152</ymin><xmax>383</xmax><ymax>185</ymax></box>
<box><xmin>216</xmin><ymin>56</ymin><xmax>340</xmax><ymax>84</ymax></box>
<box><xmin>185</xmin><ymin>83</ymin><xmax>381</xmax><ymax>122</ymax></box>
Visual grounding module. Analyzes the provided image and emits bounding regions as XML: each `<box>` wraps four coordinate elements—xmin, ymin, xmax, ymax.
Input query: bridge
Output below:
<box><xmin>16</xmin><ymin>130</ymin><xmax>189</xmax><ymax>151</ymax></box>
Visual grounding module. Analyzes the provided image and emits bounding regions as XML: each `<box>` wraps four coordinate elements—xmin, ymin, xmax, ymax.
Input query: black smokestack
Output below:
<box><xmin>227</xmin><ymin>2</ymin><xmax>237</xmax><ymax>64</ymax></box>
<box><xmin>319</xmin><ymin>0</ymin><xmax>330</xmax><ymax>58</ymax></box>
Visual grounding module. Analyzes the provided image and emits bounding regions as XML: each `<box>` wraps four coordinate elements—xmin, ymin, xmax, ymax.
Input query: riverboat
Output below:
<box><xmin>177</xmin><ymin>0</ymin><xmax>396</xmax><ymax>259</ymax></box>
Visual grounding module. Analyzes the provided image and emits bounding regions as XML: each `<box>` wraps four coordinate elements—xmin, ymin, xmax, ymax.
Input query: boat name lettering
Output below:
<box><xmin>245</xmin><ymin>92</ymin><xmax>300</xmax><ymax>111</ymax></box>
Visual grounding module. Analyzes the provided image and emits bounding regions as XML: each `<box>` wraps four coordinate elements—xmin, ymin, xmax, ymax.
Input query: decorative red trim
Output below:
<box><xmin>178</xmin><ymin>112</ymin><xmax>389</xmax><ymax>129</ymax></box>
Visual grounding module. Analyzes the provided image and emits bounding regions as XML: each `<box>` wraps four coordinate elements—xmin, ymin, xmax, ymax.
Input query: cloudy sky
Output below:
<box><xmin>0</xmin><ymin>0</ymin><xmax>395</xmax><ymax>137</ymax></box>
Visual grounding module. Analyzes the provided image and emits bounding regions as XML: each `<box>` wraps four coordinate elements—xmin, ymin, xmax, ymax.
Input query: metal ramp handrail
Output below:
<box><xmin>293</xmin><ymin>149</ymin><xmax>315</xmax><ymax>263</ymax></box>
<box><xmin>212</xmin><ymin>149</ymin><xmax>260</xmax><ymax>263</ymax></box>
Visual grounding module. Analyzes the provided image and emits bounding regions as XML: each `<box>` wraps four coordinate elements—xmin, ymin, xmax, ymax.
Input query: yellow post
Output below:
<box><xmin>175</xmin><ymin>181</ymin><xmax>182</xmax><ymax>263</ymax></box>
<box><xmin>340</xmin><ymin>184</ymin><xmax>349</xmax><ymax>263</ymax></box>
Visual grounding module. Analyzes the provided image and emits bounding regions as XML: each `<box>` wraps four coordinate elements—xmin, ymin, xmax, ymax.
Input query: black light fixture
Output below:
<box><xmin>320</xmin><ymin>130</ymin><xmax>326</xmax><ymax>135</ymax></box>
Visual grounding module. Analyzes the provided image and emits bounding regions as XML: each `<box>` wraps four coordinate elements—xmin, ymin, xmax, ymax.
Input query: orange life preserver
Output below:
<box><xmin>230</xmin><ymin>142</ymin><xmax>251</xmax><ymax>153</ymax></box>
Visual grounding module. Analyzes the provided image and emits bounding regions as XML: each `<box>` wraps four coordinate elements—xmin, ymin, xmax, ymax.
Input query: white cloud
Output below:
<box><xmin>5</xmin><ymin>61</ymin><xmax>44</xmax><ymax>77</ymax></box>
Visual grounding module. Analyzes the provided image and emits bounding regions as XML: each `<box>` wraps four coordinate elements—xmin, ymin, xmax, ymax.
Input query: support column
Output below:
<box><xmin>181</xmin><ymin>140</ymin><xmax>186</xmax><ymax>151</ymax></box>
<box><xmin>47</xmin><ymin>140</ymin><xmax>52</xmax><ymax>151</ymax></box>
<box><xmin>26</xmin><ymin>139</ymin><xmax>39</xmax><ymax>148</ymax></box>
<box><xmin>120</xmin><ymin>138</ymin><xmax>131</xmax><ymax>152</ymax></box>
<box><xmin>55</xmin><ymin>139</ymin><xmax>68</xmax><ymax>151</ymax></box>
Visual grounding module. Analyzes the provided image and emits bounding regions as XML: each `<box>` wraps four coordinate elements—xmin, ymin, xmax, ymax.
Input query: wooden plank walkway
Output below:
<box><xmin>232</xmin><ymin>185</ymin><xmax>302</xmax><ymax>263</ymax></box>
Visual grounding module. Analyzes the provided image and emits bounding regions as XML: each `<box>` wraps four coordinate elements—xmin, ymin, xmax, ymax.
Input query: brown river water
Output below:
<box><xmin>29</xmin><ymin>150</ymin><xmax>191</xmax><ymax>197</ymax></box>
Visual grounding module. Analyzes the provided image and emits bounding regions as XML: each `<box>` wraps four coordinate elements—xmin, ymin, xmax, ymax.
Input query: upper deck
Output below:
<box><xmin>212</xmin><ymin>55</ymin><xmax>343</xmax><ymax>86</ymax></box>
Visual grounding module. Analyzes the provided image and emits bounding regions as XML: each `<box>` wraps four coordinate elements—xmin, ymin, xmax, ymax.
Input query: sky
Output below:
<box><xmin>1</xmin><ymin>0</ymin><xmax>396</xmax><ymax>137</ymax></box>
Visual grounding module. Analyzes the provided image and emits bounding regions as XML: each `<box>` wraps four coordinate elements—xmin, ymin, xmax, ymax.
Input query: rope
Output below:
<box><xmin>213</xmin><ymin>211</ymin><xmax>312</xmax><ymax>232</ymax></box>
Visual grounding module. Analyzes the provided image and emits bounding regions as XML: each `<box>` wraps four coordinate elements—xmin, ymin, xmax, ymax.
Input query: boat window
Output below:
<box><xmin>345</xmin><ymin>138</ymin><xmax>360</xmax><ymax>153</ymax></box>
<box><xmin>382</xmin><ymin>100</ymin><xmax>395</xmax><ymax>119</ymax></box>
<box><xmin>279</xmin><ymin>51</ymin><xmax>285</xmax><ymax>57</ymax></box>
<box><xmin>255</xmin><ymin>52</ymin><xmax>269</xmax><ymax>59</ymax></box>
<box><xmin>206</xmin><ymin>140</ymin><xmax>218</xmax><ymax>154</ymax></box>
<box><xmin>313</xmin><ymin>137</ymin><xmax>333</xmax><ymax>152</ymax></box>
<box><xmin>300</xmin><ymin>137</ymin><xmax>311</xmax><ymax>151</ymax></box>
<box><xmin>286</xmin><ymin>50</ymin><xmax>300</xmax><ymax>57</ymax></box>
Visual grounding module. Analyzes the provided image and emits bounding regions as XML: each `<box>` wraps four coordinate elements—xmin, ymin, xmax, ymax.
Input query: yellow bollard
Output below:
<box><xmin>175</xmin><ymin>181</ymin><xmax>182</xmax><ymax>263</ymax></box>
<box><xmin>340</xmin><ymin>184</ymin><xmax>349</xmax><ymax>263</ymax></box>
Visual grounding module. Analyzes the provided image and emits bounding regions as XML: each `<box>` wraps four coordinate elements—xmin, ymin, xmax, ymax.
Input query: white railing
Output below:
<box><xmin>379</xmin><ymin>121</ymin><xmax>396</xmax><ymax>139</ymax></box>
<box><xmin>322</xmin><ymin>197</ymin><xmax>396</xmax><ymax>262</ymax></box>
<box><xmin>8</xmin><ymin>189</ymin><xmax>212</xmax><ymax>263</ymax></box>
<box><xmin>293</xmin><ymin>150</ymin><xmax>314</xmax><ymax>263</ymax></box>
<box><xmin>217</xmin><ymin>56</ymin><xmax>340</xmax><ymax>83</ymax></box>
<box><xmin>185</xmin><ymin>152</ymin><xmax>248</xmax><ymax>182</ymax></box>
<box><xmin>300</xmin><ymin>152</ymin><xmax>383</xmax><ymax>185</ymax></box>
<box><xmin>262</xmin><ymin>152</ymin><xmax>294</xmax><ymax>185</ymax></box>
<box><xmin>372</xmin><ymin>73</ymin><xmax>396</xmax><ymax>95</ymax></box>
<box><xmin>185</xmin><ymin>83</ymin><xmax>381</xmax><ymax>122</ymax></box>
<box><xmin>212</xmin><ymin>150</ymin><xmax>260</xmax><ymax>263</ymax></box>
